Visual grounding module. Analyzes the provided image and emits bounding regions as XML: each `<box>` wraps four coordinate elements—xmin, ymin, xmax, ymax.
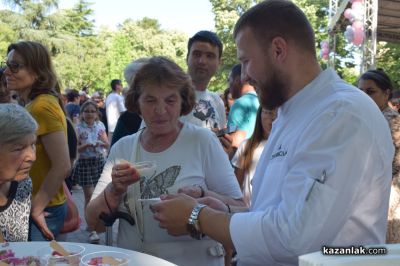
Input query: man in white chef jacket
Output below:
<box><xmin>152</xmin><ymin>1</ymin><xmax>395</xmax><ymax>265</ymax></box>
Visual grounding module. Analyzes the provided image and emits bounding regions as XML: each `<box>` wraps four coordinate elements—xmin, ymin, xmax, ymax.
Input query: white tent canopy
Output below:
<box><xmin>328</xmin><ymin>0</ymin><xmax>400</xmax><ymax>71</ymax></box>
<box><xmin>378</xmin><ymin>0</ymin><xmax>400</xmax><ymax>43</ymax></box>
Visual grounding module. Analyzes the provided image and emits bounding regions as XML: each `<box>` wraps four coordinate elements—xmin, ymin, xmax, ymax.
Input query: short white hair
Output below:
<box><xmin>124</xmin><ymin>58</ymin><xmax>150</xmax><ymax>86</ymax></box>
<box><xmin>0</xmin><ymin>103</ymin><xmax>37</xmax><ymax>144</ymax></box>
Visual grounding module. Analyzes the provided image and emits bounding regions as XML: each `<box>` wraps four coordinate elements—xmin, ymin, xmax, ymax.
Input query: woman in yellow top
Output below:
<box><xmin>3</xmin><ymin>41</ymin><xmax>71</xmax><ymax>240</ymax></box>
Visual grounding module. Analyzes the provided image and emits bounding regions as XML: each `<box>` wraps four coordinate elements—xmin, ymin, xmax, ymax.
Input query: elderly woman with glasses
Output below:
<box><xmin>0</xmin><ymin>104</ymin><xmax>37</xmax><ymax>241</ymax></box>
<box><xmin>86</xmin><ymin>56</ymin><xmax>244</xmax><ymax>266</ymax></box>
<box><xmin>3</xmin><ymin>41</ymin><xmax>71</xmax><ymax>241</ymax></box>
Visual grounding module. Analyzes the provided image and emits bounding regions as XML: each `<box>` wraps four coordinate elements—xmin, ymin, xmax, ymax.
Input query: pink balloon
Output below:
<box><xmin>322</xmin><ymin>47</ymin><xmax>329</xmax><ymax>54</ymax></box>
<box><xmin>352</xmin><ymin>28</ymin><xmax>364</xmax><ymax>45</ymax></box>
<box><xmin>352</xmin><ymin>2</ymin><xmax>363</xmax><ymax>12</ymax></box>
<box><xmin>352</xmin><ymin>38</ymin><xmax>363</xmax><ymax>46</ymax></box>
<box><xmin>353</xmin><ymin>26</ymin><xmax>363</xmax><ymax>36</ymax></box>
<box><xmin>322</xmin><ymin>54</ymin><xmax>329</xmax><ymax>60</ymax></box>
<box><xmin>321</xmin><ymin>41</ymin><xmax>329</xmax><ymax>49</ymax></box>
<box><xmin>352</xmin><ymin>20</ymin><xmax>364</xmax><ymax>30</ymax></box>
<box><xmin>344</xmin><ymin>8</ymin><xmax>353</xmax><ymax>19</ymax></box>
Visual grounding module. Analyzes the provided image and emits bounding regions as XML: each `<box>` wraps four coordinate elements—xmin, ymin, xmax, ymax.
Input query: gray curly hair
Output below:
<box><xmin>0</xmin><ymin>104</ymin><xmax>37</xmax><ymax>144</ymax></box>
<box><xmin>124</xmin><ymin>58</ymin><xmax>150</xmax><ymax>86</ymax></box>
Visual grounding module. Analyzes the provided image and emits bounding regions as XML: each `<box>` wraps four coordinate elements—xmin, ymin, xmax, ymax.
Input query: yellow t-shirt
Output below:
<box><xmin>26</xmin><ymin>94</ymin><xmax>67</xmax><ymax>206</ymax></box>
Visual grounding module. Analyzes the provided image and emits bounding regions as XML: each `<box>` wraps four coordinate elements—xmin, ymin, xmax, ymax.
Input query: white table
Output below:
<box><xmin>299</xmin><ymin>244</ymin><xmax>400</xmax><ymax>266</ymax></box>
<box><xmin>0</xmin><ymin>241</ymin><xmax>177</xmax><ymax>265</ymax></box>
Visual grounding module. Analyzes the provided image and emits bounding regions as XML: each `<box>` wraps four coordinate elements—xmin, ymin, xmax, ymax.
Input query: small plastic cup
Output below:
<box><xmin>115</xmin><ymin>159</ymin><xmax>157</xmax><ymax>177</ymax></box>
<box><xmin>80</xmin><ymin>251</ymin><xmax>130</xmax><ymax>266</ymax></box>
<box><xmin>134</xmin><ymin>161</ymin><xmax>157</xmax><ymax>177</ymax></box>
<box><xmin>37</xmin><ymin>243</ymin><xmax>85</xmax><ymax>266</ymax></box>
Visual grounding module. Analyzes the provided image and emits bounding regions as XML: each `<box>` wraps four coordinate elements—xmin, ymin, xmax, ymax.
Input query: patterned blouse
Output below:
<box><xmin>76</xmin><ymin>121</ymin><xmax>107</xmax><ymax>158</ymax></box>
<box><xmin>383</xmin><ymin>107</ymin><xmax>400</xmax><ymax>243</ymax></box>
<box><xmin>0</xmin><ymin>178</ymin><xmax>31</xmax><ymax>242</ymax></box>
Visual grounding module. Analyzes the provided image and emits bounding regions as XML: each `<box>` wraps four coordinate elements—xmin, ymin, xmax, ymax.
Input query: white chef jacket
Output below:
<box><xmin>230</xmin><ymin>68</ymin><xmax>394</xmax><ymax>266</ymax></box>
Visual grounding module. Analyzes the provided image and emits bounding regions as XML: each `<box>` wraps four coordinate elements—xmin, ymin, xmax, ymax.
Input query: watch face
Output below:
<box><xmin>187</xmin><ymin>223</ymin><xmax>201</xmax><ymax>240</ymax></box>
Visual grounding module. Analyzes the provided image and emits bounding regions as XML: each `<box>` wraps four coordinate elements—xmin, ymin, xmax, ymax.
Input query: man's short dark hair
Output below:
<box><xmin>111</xmin><ymin>79</ymin><xmax>122</xmax><ymax>91</ymax></box>
<box><xmin>187</xmin><ymin>30</ymin><xmax>223</xmax><ymax>59</ymax></box>
<box><xmin>230</xmin><ymin>64</ymin><xmax>242</xmax><ymax>79</ymax></box>
<box><xmin>66</xmin><ymin>89</ymin><xmax>79</xmax><ymax>102</ymax></box>
<box><xmin>359</xmin><ymin>68</ymin><xmax>394</xmax><ymax>99</ymax></box>
<box><xmin>233</xmin><ymin>0</ymin><xmax>316</xmax><ymax>55</ymax></box>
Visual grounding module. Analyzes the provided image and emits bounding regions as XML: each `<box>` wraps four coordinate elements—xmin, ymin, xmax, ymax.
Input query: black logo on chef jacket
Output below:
<box><xmin>271</xmin><ymin>144</ymin><xmax>287</xmax><ymax>160</ymax></box>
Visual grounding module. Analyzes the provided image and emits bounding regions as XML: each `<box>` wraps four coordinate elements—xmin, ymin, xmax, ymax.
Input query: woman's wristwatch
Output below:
<box><xmin>187</xmin><ymin>204</ymin><xmax>207</xmax><ymax>240</ymax></box>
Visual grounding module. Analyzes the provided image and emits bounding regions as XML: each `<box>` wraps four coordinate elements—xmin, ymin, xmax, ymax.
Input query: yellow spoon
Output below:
<box><xmin>50</xmin><ymin>240</ymin><xmax>69</xmax><ymax>256</ymax></box>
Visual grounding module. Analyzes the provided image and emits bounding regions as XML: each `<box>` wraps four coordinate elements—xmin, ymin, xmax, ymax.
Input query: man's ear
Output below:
<box><xmin>271</xmin><ymin>37</ymin><xmax>288</xmax><ymax>63</ymax></box>
<box><xmin>218</xmin><ymin>57</ymin><xmax>223</xmax><ymax>67</ymax></box>
<box><xmin>385</xmin><ymin>89</ymin><xmax>391</xmax><ymax>98</ymax></box>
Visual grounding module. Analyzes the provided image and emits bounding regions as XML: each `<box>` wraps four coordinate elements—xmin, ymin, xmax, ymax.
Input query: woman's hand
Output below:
<box><xmin>111</xmin><ymin>161</ymin><xmax>140</xmax><ymax>195</ymax></box>
<box><xmin>78</xmin><ymin>142</ymin><xmax>94</xmax><ymax>152</ymax></box>
<box><xmin>31</xmin><ymin>209</ymin><xmax>54</xmax><ymax>240</ymax></box>
<box><xmin>178</xmin><ymin>185</ymin><xmax>204</xmax><ymax>198</ymax></box>
<box><xmin>151</xmin><ymin>194</ymin><xmax>197</xmax><ymax>236</ymax></box>
<box><xmin>198</xmin><ymin>196</ymin><xmax>230</xmax><ymax>212</ymax></box>
<box><xmin>218</xmin><ymin>134</ymin><xmax>235</xmax><ymax>158</ymax></box>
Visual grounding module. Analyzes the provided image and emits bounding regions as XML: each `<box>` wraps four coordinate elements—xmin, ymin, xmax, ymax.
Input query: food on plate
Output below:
<box><xmin>87</xmin><ymin>256</ymin><xmax>127</xmax><ymax>265</ymax></box>
<box><xmin>38</xmin><ymin>242</ymin><xmax>84</xmax><ymax>266</ymax></box>
<box><xmin>0</xmin><ymin>249</ymin><xmax>14</xmax><ymax>260</ymax></box>
<box><xmin>0</xmin><ymin>256</ymin><xmax>40</xmax><ymax>265</ymax></box>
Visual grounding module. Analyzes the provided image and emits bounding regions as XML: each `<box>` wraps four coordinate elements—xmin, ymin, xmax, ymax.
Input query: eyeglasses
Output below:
<box><xmin>0</xmin><ymin>61</ymin><xmax>25</xmax><ymax>74</ymax></box>
<box><xmin>83</xmin><ymin>110</ymin><xmax>97</xmax><ymax>113</ymax></box>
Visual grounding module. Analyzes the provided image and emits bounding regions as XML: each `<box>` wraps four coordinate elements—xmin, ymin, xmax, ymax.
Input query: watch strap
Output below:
<box><xmin>187</xmin><ymin>204</ymin><xmax>207</xmax><ymax>239</ymax></box>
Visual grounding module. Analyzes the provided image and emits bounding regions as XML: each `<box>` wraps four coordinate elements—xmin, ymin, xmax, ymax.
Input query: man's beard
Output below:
<box><xmin>189</xmin><ymin>68</ymin><xmax>211</xmax><ymax>86</ymax></box>
<box><xmin>257</xmin><ymin>69</ymin><xmax>288</xmax><ymax>110</ymax></box>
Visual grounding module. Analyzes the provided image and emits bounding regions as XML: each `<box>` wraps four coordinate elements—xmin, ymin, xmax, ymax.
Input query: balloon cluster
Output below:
<box><xmin>343</xmin><ymin>0</ymin><xmax>364</xmax><ymax>46</ymax></box>
<box><xmin>320</xmin><ymin>40</ymin><xmax>329</xmax><ymax>60</ymax></box>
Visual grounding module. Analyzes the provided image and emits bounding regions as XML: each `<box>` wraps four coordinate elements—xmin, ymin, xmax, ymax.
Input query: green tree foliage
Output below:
<box><xmin>61</xmin><ymin>0</ymin><xmax>95</xmax><ymax>37</ymax></box>
<box><xmin>0</xmin><ymin>0</ymin><xmax>187</xmax><ymax>95</ymax></box>
<box><xmin>209</xmin><ymin>0</ymin><xmax>262</xmax><ymax>92</ymax></box>
<box><xmin>0</xmin><ymin>20</ymin><xmax>16</xmax><ymax>52</ymax></box>
<box><xmin>209</xmin><ymin>0</ymin><xmax>340</xmax><ymax>92</ymax></box>
<box><xmin>1</xmin><ymin>0</ymin><xmax>399</xmax><ymax>95</ymax></box>
<box><xmin>209</xmin><ymin>0</ymin><xmax>400</xmax><ymax>91</ymax></box>
<box><xmin>96</xmin><ymin>18</ymin><xmax>187</xmax><ymax>92</ymax></box>
<box><xmin>377</xmin><ymin>43</ymin><xmax>400</xmax><ymax>90</ymax></box>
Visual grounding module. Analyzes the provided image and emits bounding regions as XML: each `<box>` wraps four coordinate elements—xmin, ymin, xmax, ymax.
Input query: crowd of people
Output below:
<box><xmin>0</xmin><ymin>0</ymin><xmax>399</xmax><ymax>265</ymax></box>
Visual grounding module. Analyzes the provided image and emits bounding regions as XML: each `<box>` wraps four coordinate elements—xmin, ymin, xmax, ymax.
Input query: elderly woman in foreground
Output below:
<box><xmin>86</xmin><ymin>56</ymin><xmax>244</xmax><ymax>266</ymax></box>
<box><xmin>0</xmin><ymin>104</ymin><xmax>37</xmax><ymax>241</ymax></box>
